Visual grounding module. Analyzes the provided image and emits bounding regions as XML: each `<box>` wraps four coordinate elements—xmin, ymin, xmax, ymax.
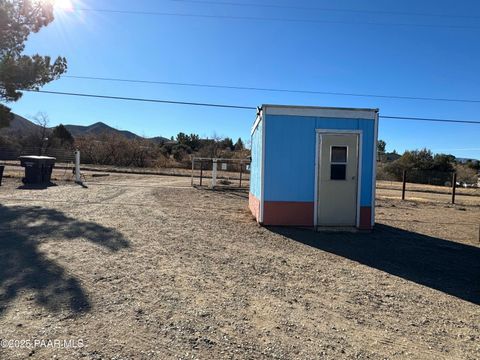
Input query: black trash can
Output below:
<box><xmin>19</xmin><ymin>156</ymin><xmax>56</xmax><ymax>184</ymax></box>
<box><xmin>0</xmin><ymin>165</ymin><xmax>4</xmax><ymax>186</ymax></box>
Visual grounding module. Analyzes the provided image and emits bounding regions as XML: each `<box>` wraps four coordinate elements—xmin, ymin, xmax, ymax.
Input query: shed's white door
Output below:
<box><xmin>317</xmin><ymin>133</ymin><xmax>359</xmax><ymax>226</ymax></box>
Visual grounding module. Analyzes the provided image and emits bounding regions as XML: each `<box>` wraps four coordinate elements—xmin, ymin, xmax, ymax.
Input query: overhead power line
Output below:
<box><xmin>171</xmin><ymin>0</ymin><xmax>480</xmax><ymax>20</ymax></box>
<box><xmin>64</xmin><ymin>75</ymin><xmax>480</xmax><ymax>104</ymax></box>
<box><xmin>22</xmin><ymin>89</ymin><xmax>256</xmax><ymax>110</ymax></box>
<box><xmin>69</xmin><ymin>7</ymin><xmax>480</xmax><ymax>30</ymax></box>
<box><xmin>22</xmin><ymin>89</ymin><xmax>480</xmax><ymax>125</ymax></box>
<box><xmin>380</xmin><ymin>115</ymin><xmax>480</xmax><ymax>125</ymax></box>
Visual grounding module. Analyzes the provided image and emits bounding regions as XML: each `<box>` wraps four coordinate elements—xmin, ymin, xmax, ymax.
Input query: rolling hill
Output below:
<box><xmin>0</xmin><ymin>114</ymin><xmax>41</xmax><ymax>135</ymax></box>
<box><xmin>0</xmin><ymin>114</ymin><xmax>169</xmax><ymax>143</ymax></box>
<box><xmin>64</xmin><ymin>122</ymin><xmax>141</xmax><ymax>139</ymax></box>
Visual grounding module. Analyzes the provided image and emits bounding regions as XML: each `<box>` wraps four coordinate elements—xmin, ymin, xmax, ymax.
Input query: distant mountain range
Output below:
<box><xmin>64</xmin><ymin>122</ymin><xmax>141</xmax><ymax>139</ymax></box>
<box><xmin>0</xmin><ymin>114</ymin><xmax>170</xmax><ymax>143</ymax></box>
<box><xmin>0</xmin><ymin>113</ymin><xmax>40</xmax><ymax>135</ymax></box>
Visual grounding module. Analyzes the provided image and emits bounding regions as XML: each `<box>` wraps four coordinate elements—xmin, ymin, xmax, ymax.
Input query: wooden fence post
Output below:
<box><xmin>200</xmin><ymin>161</ymin><xmax>203</xmax><ymax>186</ymax></box>
<box><xmin>451</xmin><ymin>172</ymin><xmax>457</xmax><ymax>204</ymax></box>
<box><xmin>402</xmin><ymin>170</ymin><xmax>407</xmax><ymax>200</ymax></box>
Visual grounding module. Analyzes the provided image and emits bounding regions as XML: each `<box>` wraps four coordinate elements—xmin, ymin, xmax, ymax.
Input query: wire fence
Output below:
<box><xmin>0</xmin><ymin>146</ymin><xmax>75</xmax><ymax>163</ymax></box>
<box><xmin>0</xmin><ymin>148</ymin><xmax>252</xmax><ymax>189</ymax></box>
<box><xmin>377</xmin><ymin>169</ymin><xmax>480</xmax><ymax>205</ymax></box>
<box><xmin>402</xmin><ymin>169</ymin><xmax>456</xmax><ymax>187</ymax></box>
<box><xmin>191</xmin><ymin>158</ymin><xmax>250</xmax><ymax>189</ymax></box>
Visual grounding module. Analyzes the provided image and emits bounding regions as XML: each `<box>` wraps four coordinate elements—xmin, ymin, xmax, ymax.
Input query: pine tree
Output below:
<box><xmin>0</xmin><ymin>0</ymin><xmax>67</xmax><ymax>127</ymax></box>
<box><xmin>234</xmin><ymin>138</ymin><xmax>244</xmax><ymax>151</ymax></box>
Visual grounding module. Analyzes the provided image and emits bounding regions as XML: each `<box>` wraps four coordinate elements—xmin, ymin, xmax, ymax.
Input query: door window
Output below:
<box><xmin>330</xmin><ymin>146</ymin><xmax>347</xmax><ymax>180</ymax></box>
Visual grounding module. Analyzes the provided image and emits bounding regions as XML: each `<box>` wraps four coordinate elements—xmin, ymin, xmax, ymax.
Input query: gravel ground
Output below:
<box><xmin>0</xmin><ymin>174</ymin><xmax>479</xmax><ymax>359</ymax></box>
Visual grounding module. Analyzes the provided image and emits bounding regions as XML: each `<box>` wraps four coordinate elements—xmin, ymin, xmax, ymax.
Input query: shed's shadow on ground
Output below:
<box><xmin>0</xmin><ymin>205</ymin><xmax>129</xmax><ymax>316</ymax></box>
<box><xmin>269</xmin><ymin>224</ymin><xmax>480</xmax><ymax>305</ymax></box>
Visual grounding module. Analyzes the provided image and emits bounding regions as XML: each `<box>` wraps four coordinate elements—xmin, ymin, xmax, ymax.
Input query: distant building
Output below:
<box><xmin>456</xmin><ymin>157</ymin><xmax>479</xmax><ymax>164</ymax></box>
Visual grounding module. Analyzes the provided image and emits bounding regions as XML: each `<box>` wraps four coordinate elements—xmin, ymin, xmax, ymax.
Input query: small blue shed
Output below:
<box><xmin>249</xmin><ymin>104</ymin><xmax>378</xmax><ymax>230</ymax></box>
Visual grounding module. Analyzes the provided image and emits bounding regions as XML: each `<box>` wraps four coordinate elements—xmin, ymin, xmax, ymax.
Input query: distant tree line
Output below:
<box><xmin>377</xmin><ymin>141</ymin><xmax>479</xmax><ymax>185</ymax></box>
<box><xmin>0</xmin><ymin>112</ymin><xmax>250</xmax><ymax>168</ymax></box>
<box><xmin>76</xmin><ymin>132</ymin><xmax>248</xmax><ymax>168</ymax></box>
<box><xmin>75</xmin><ymin>133</ymin><xmax>164</xmax><ymax>168</ymax></box>
<box><xmin>159</xmin><ymin>132</ymin><xmax>246</xmax><ymax>162</ymax></box>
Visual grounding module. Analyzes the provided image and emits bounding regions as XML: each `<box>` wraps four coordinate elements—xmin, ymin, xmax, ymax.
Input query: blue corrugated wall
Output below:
<box><xmin>249</xmin><ymin>118</ymin><xmax>263</xmax><ymax>199</ymax></box>
<box><xmin>264</xmin><ymin>115</ymin><xmax>375</xmax><ymax>206</ymax></box>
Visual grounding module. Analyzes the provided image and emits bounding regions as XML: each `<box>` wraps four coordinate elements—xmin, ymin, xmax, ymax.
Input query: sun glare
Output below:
<box><xmin>53</xmin><ymin>0</ymin><xmax>75</xmax><ymax>12</ymax></box>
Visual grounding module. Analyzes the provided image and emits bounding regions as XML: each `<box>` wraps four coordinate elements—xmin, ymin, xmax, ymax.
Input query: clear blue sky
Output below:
<box><xmin>10</xmin><ymin>0</ymin><xmax>480</xmax><ymax>159</ymax></box>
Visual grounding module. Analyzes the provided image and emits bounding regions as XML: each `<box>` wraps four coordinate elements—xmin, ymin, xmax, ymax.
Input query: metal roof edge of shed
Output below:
<box><xmin>262</xmin><ymin>104</ymin><xmax>378</xmax><ymax>120</ymax></box>
<box><xmin>250</xmin><ymin>108</ymin><xmax>263</xmax><ymax>135</ymax></box>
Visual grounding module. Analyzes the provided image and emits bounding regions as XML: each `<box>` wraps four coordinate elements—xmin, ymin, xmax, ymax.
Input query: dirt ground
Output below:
<box><xmin>0</xmin><ymin>172</ymin><xmax>479</xmax><ymax>359</ymax></box>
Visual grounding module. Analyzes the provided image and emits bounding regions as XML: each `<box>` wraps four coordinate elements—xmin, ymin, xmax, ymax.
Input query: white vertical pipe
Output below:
<box><xmin>75</xmin><ymin>150</ymin><xmax>81</xmax><ymax>183</ymax></box>
<box><xmin>211</xmin><ymin>159</ymin><xmax>217</xmax><ymax>189</ymax></box>
<box><xmin>191</xmin><ymin>157</ymin><xmax>195</xmax><ymax>187</ymax></box>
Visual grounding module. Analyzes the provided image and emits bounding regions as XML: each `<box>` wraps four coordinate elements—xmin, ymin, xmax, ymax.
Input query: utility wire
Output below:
<box><xmin>69</xmin><ymin>7</ymin><xmax>480</xmax><ymax>30</ymax></box>
<box><xmin>64</xmin><ymin>75</ymin><xmax>480</xmax><ymax>104</ymax></box>
<box><xmin>22</xmin><ymin>89</ymin><xmax>256</xmax><ymax>110</ymax></box>
<box><xmin>171</xmin><ymin>0</ymin><xmax>480</xmax><ymax>20</ymax></box>
<box><xmin>380</xmin><ymin>115</ymin><xmax>480</xmax><ymax>125</ymax></box>
<box><xmin>22</xmin><ymin>89</ymin><xmax>480</xmax><ymax>125</ymax></box>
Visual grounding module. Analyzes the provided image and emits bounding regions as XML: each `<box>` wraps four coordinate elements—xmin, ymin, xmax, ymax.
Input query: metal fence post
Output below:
<box><xmin>200</xmin><ymin>160</ymin><xmax>203</xmax><ymax>186</ymax></box>
<box><xmin>451</xmin><ymin>172</ymin><xmax>457</xmax><ymax>204</ymax></box>
<box><xmin>402</xmin><ymin>170</ymin><xmax>407</xmax><ymax>200</ymax></box>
